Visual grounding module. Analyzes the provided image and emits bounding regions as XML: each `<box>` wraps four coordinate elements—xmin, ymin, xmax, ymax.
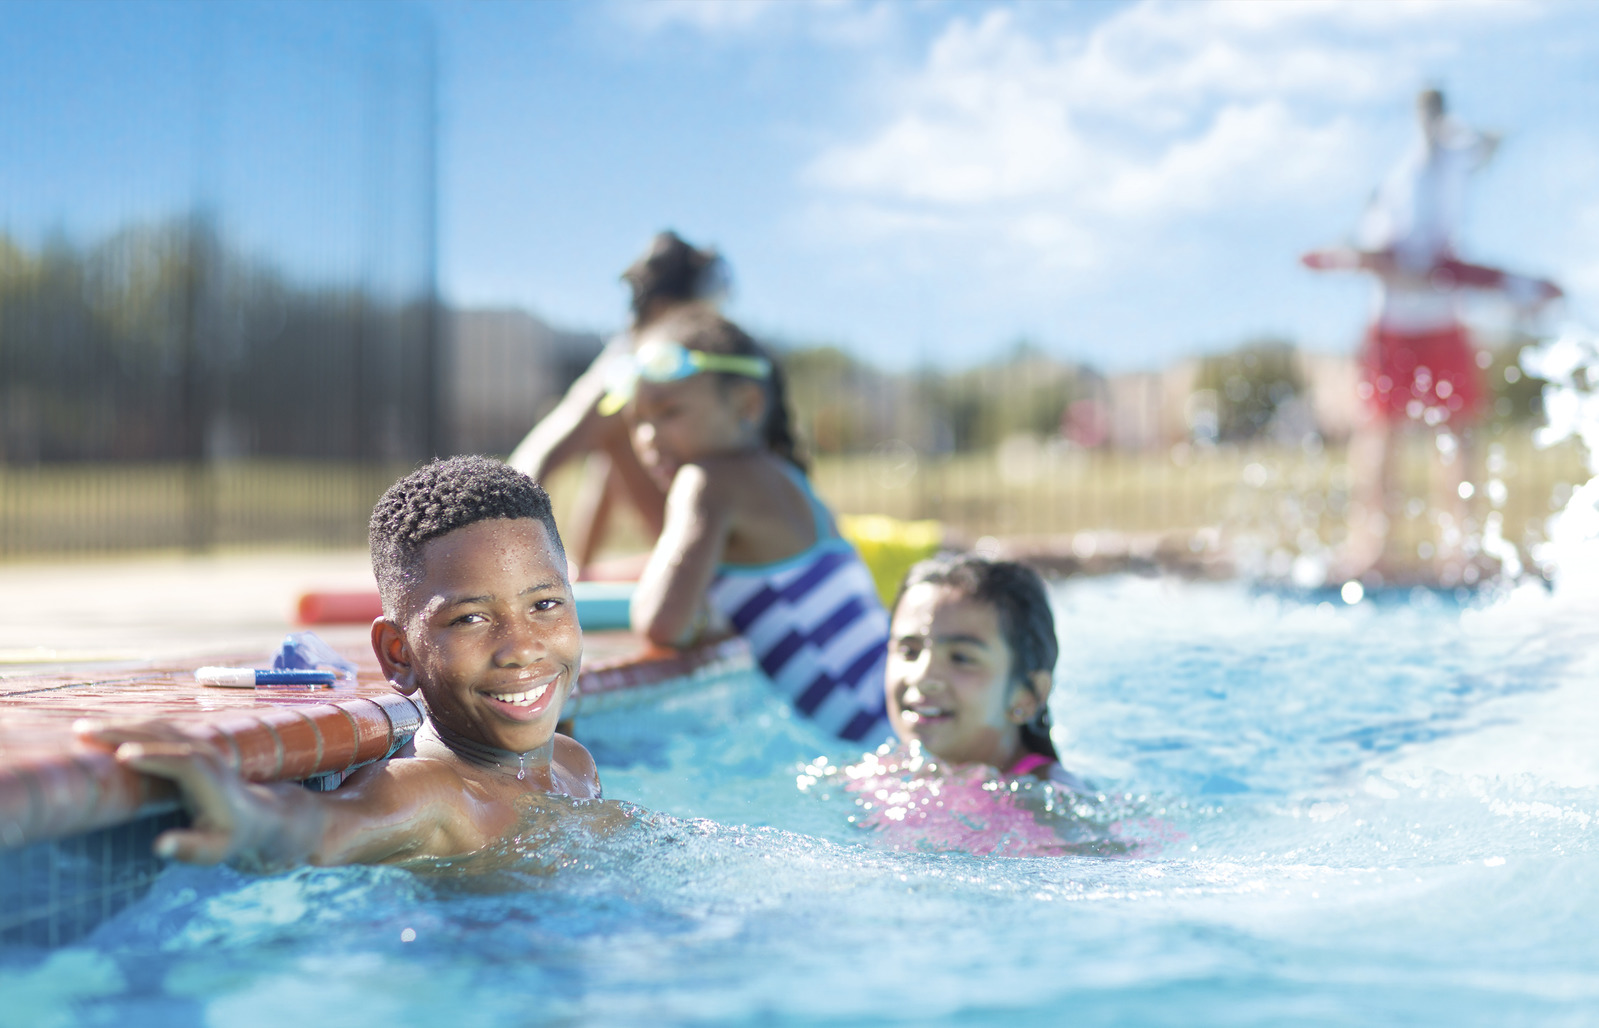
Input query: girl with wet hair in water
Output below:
<box><xmin>879</xmin><ymin>554</ymin><xmax>1078</xmax><ymax>784</ymax></box>
<box><xmin>795</xmin><ymin>555</ymin><xmax>1141</xmax><ymax>859</ymax></box>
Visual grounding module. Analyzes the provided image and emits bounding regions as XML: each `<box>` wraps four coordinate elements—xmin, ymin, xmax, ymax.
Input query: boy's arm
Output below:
<box><xmin>630</xmin><ymin>463</ymin><xmax>731</xmax><ymax>647</ymax></box>
<box><xmin>102</xmin><ymin>729</ymin><xmax>479</xmax><ymax>868</ymax></box>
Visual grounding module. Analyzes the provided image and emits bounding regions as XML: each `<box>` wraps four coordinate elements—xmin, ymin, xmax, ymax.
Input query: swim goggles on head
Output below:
<box><xmin>597</xmin><ymin>339</ymin><xmax>771</xmax><ymax>415</ymax></box>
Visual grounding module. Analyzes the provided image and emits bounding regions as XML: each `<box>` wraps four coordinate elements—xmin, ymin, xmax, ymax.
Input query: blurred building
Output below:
<box><xmin>447</xmin><ymin>309</ymin><xmax>603</xmax><ymax>456</ymax></box>
<box><xmin>1296</xmin><ymin>351</ymin><xmax>1363</xmax><ymax>442</ymax></box>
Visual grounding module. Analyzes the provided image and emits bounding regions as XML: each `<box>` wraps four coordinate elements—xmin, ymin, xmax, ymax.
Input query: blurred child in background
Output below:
<box><xmin>509</xmin><ymin>230</ymin><xmax>728</xmax><ymax>578</ymax></box>
<box><xmin>620</xmin><ymin>305</ymin><xmax>893</xmax><ymax>744</ymax></box>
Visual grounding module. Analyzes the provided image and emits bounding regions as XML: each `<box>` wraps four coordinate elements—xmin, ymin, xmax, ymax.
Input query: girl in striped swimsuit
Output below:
<box><xmin>616</xmin><ymin>306</ymin><xmax>892</xmax><ymax>744</ymax></box>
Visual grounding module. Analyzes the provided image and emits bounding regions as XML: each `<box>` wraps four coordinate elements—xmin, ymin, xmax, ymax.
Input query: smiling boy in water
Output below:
<box><xmin>101</xmin><ymin>456</ymin><xmax>600</xmax><ymax>867</ymax></box>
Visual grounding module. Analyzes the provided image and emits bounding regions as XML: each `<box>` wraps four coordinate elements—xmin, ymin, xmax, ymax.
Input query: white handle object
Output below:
<box><xmin>195</xmin><ymin>666</ymin><xmax>256</xmax><ymax>688</ymax></box>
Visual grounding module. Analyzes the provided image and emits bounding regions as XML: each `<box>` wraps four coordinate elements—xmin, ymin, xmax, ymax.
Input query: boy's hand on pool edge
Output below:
<box><xmin>113</xmin><ymin>737</ymin><xmax>259</xmax><ymax>864</ymax></box>
<box><xmin>86</xmin><ymin>724</ymin><xmax>324</xmax><ymax>867</ymax></box>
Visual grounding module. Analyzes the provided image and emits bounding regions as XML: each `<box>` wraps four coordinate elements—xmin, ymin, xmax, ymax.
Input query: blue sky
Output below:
<box><xmin>426</xmin><ymin>0</ymin><xmax>1599</xmax><ymax>370</ymax></box>
<box><xmin>6</xmin><ymin>1</ymin><xmax>1599</xmax><ymax>370</ymax></box>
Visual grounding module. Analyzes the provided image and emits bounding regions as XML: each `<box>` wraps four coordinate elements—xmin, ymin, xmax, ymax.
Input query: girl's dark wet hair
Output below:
<box><xmin>648</xmin><ymin>305</ymin><xmax>807</xmax><ymax>473</ymax></box>
<box><xmin>621</xmin><ymin>230</ymin><xmax>728</xmax><ymax>324</ymax></box>
<box><xmin>369</xmin><ymin>456</ymin><xmax>564</xmax><ymax>617</ymax></box>
<box><xmin>892</xmin><ymin>554</ymin><xmax>1061</xmax><ymax>763</ymax></box>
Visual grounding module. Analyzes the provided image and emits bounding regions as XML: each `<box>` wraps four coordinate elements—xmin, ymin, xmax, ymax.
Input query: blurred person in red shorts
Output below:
<box><xmin>1303</xmin><ymin>89</ymin><xmax>1560</xmax><ymax>586</ymax></box>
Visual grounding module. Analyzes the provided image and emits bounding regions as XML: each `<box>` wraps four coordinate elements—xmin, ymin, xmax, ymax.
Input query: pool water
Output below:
<box><xmin>4</xmin><ymin>575</ymin><xmax>1598</xmax><ymax>1027</ymax></box>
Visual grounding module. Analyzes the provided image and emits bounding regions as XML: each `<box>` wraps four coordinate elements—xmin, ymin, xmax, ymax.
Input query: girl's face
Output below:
<box><xmin>885</xmin><ymin>582</ymin><xmax>1034</xmax><ymax>769</ymax></box>
<box><xmin>629</xmin><ymin>373</ymin><xmax>762</xmax><ymax>488</ymax></box>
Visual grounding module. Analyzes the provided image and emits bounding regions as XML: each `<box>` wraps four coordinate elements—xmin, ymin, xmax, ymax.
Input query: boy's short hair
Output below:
<box><xmin>370</xmin><ymin>455</ymin><xmax>565</xmax><ymax>617</ymax></box>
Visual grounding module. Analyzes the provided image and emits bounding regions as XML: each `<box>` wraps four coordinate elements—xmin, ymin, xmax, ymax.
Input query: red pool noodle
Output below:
<box><xmin>297</xmin><ymin>591</ymin><xmax>384</xmax><ymax>625</ymax></box>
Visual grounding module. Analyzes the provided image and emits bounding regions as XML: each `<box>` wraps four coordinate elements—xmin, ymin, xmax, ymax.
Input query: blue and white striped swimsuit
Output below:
<box><xmin>705</xmin><ymin>468</ymin><xmax>892</xmax><ymax>743</ymax></box>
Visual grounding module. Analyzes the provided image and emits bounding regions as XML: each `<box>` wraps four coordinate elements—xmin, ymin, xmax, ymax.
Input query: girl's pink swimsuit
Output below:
<box><xmin>1008</xmin><ymin>753</ymin><xmax>1055</xmax><ymax>778</ymax></box>
<box><xmin>841</xmin><ymin>750</ymin><xmax>1074</xmax><ymax>857</ymax></box>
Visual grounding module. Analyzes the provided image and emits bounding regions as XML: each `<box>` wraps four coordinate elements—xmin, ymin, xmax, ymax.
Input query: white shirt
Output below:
<box><xmin>1359</xmin><ymin>117</ymin><xmax>1495</xmax><ymax>275</ymax></box>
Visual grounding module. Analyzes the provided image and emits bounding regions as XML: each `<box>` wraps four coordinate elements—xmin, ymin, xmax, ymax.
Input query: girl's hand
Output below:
<box><xmin>630</xmin><ymin>463</ymin><xmax>732</xmax><ymax>647</ymax></box>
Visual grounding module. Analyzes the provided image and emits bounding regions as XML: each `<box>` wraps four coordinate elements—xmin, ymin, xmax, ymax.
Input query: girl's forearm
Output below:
<box><xmin>631</xmin><ymin>469</ymin><xmax>726</xmax><ymax>646</ymax></box>
<box><xmin>630</xmin><ymin>560</ymin><xmax>709</xmax><ymax>646</ymax></box>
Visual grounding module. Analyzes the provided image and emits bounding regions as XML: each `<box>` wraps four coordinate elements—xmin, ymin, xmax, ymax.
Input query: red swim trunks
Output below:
<box><xmin>1358</xmin><ymin>322</ymin><xmax>1485</xmax><ymax>424</ymax></box>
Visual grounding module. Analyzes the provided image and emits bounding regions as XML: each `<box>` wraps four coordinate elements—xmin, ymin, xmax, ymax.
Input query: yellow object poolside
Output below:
<box><xmin>837</xmin><ymin>513</ymin><xmax>944</xmax><ymax>607</ymax></box>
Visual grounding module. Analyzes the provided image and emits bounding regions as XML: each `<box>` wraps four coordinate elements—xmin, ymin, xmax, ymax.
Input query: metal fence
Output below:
<box><xmin>788</xmin><ymin>353</ymin><xmax>1588</xmax><ymax>569</ymax></box>
<box><xmin>1</xmin><ymin>3</ymin><xmax>438</xmax><ymax>554</ymax></box>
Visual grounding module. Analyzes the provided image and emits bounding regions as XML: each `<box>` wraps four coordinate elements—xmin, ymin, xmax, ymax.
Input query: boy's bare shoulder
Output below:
<box><xmin>355</xmin><ymin>736</ymin><xmax>599</xmax><ymax>800</ymax></box>
<box><xmin>341</xmin><ymin>747</ymin><xmax>473</xmax><ymax>803</ymax></box>
<box><xmin>554</xmin><ymin>733</ymin><xmax>602</xmax><ymax>800</ymax></box>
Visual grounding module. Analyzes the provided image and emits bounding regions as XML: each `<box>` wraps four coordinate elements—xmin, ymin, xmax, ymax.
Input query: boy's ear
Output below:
<box><xmin>371</xmin><ymin>616</ymin><xmax>419</xmax><ymax>695</ymax></box>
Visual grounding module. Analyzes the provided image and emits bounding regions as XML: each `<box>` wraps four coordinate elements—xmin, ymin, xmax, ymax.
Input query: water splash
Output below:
<box><xmin>798</xmin><ymin>745</ymin><xmax>1178</xmax><ymax>858</ymax></box>
<box><xmin>1522</xmin><ymin>323</ymin><xmax>1599</xmax><ymax>593</ymax></box>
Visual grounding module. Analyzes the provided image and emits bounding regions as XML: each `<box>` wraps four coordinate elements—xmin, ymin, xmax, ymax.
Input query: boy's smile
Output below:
<box><xmin>376</xmin><ymin>517</ymin><xmax>581</xmax><ymax>756</ymax></box>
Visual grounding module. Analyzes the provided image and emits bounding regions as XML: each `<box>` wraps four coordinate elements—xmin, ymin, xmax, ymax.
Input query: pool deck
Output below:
<box><xmin>0</xmin><ymin>550</ymin><xmax>749</xmax><ymax>853</ymax></box>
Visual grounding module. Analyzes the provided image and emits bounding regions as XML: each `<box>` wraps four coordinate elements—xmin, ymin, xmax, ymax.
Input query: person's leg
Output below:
<box><xmin>1430</xmin><ymin>426</ymin><xmax>1469</xmax><ymax>567</ymax></box>
<box><xmin>563</xmin><ymin>452</ymin><xmax>617</xmax><ymax>580</ymax></box>
<box><xmin>1338</xmin><ymin>411</ymin><xmax>1397</xmax><ymax>582</ymax></box>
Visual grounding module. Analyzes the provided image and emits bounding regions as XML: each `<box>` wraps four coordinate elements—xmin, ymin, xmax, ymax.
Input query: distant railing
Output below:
<box><xmin>0</xmin><ymin>4</ymin><xmax>438</xmax><ymax>556</ymax></box>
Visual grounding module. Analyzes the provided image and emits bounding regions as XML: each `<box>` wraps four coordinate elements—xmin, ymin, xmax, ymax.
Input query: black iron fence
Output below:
<box><xmin>1</xmin><ymin>3</ymin><xmax>438</xmax><ymax>555</ymax></box>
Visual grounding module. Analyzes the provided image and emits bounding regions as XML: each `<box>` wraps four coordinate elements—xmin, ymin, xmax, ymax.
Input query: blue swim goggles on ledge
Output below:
<box><xmin>598</xmin><ymin>339</ymin><xmax>771</xmax><ymax>415</ymax></box>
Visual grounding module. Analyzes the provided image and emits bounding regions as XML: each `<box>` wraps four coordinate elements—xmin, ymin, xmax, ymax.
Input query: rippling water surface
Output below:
<box><xmin>5</xmin><ymin>576</ymin><xmax>1598</xmax><ymax>1027</ymax></box>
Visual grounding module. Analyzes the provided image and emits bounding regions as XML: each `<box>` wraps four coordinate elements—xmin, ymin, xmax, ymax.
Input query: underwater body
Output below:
<box><xmin>4</xmin><ymin>570</ymin><xmax>1598</xmax><ymax>1028</ymax></box>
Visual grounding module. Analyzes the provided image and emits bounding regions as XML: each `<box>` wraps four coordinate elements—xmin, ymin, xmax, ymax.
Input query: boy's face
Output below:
<box><xmin>376</xmin><ymin>517</ymin><xmax>580</xmax><ymax>755</ymax></box>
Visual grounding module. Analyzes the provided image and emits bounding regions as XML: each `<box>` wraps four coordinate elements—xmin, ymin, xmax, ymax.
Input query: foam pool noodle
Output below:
<box><xmin>837</xmin><ymin>514</ymin><xmax>943</xmax><ymax>607</ymax></box>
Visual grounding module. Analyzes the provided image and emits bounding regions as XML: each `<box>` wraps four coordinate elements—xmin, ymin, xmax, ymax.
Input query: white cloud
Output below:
<box><xmin>801</xmin><ymin>0</ymin><xmax>1544</xmax><ymax>282</ymax></box>
<box><xmin>613</xmin><ymin>0</ymin><xmax>780</xmax><ymax>35</ymax></box>
<box><xmin>1099</xmin><ymin>101</ymin><xmax>1360</xmax><ymax>218</ymax></box>
<box><xmin>610</xmin><ymin>0</ymin><xmax>896</xmax><ymax>47</ymax></box>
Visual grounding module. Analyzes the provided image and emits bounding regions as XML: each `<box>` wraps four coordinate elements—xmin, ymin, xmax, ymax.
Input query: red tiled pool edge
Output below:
<box><xmin>0</xmin><ymin>693</ymin><xmax>425</xmax><ymax>851</ymax></box>
<box><xmin>1</xmin><ymin>634</ymin><xmax>754</xmax><ymax>852</ymax></box>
